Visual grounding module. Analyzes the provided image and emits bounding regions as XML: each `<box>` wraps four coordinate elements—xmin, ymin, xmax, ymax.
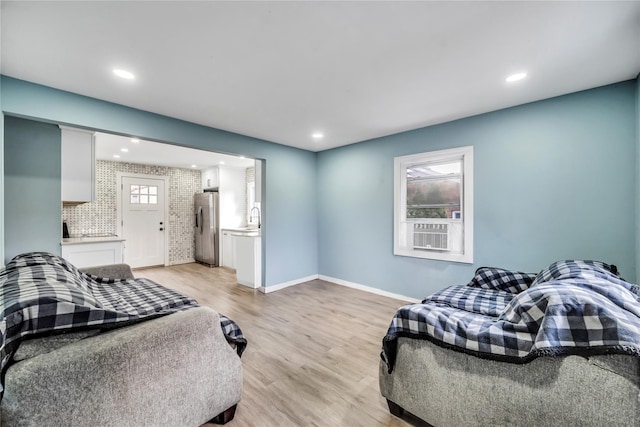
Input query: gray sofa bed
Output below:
<box><xmin>0</xmin><ymin>264</ymin><xmax>243</xmax><ymax>427</ymax></box>
<box><xmin>380</xmin><ymin>261</ymin><xmax>640</xmax><ymax>426</ymax></box>
<box><xmin>379</xmin><ymin>338</ymin><xmax>640</xmax><ymax>427</ymax></box>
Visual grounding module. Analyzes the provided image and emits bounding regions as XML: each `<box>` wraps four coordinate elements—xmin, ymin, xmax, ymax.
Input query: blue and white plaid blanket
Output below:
<box><xmin>382</xmin><ymin>260</ymin><xmax>640</xmax><ymax>372</ymax></box>
<box><xmin>0</xmin><ymin>252</ymin><xmax>247</xmax><ymax>391</ymax></box>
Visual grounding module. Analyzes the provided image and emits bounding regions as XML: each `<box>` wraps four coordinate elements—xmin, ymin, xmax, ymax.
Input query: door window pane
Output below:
<box><xmin>129</xmin><ymin>184</ymin><xmax>158</xmax><ymax>204</ymax></box>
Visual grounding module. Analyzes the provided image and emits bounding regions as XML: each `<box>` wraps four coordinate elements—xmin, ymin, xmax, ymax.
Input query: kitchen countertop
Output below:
<box><xmin>222</xmin><ymin>228</ymin><xmax>261</xmax><ymax>236</ymax></box>
<box><xmin>61</xmin><ymin>236</ymin><xmax>126</xmax><ymax>245</ymax></box>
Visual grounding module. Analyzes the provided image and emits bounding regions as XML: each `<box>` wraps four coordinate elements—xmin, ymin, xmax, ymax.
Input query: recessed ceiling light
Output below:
<box><xmin>121</xmin><ymin>148</ymin><xmax>129</xmax><ymax>152</ymax></box>
<box><xmin>312</xmin><ymin>133</ymin><xmax>324</xmax><ymax>139</ymax></box>
<box><xmin>191</xmin><ymin>164</ymin><xmax>197</xmax><ymax>168</ymax></box>
<box><xmin>113</xmin><ymin>154</ymin><xmax>120</xmax><ymax>158</ymax></box>
<box><xmin>220</xmin><ymin>161</ymin><xmax>225</xmax><ymax>165</ymax></box>
<box><xmin>506</xmin><ymin>72</ymin><xmax>527</xmax><ymax>83</ymax></box>
<box><xmin>131</xmin><ymin>138</ymin><xmax>140</xmax><ymax>143</ymax></box>
<box><xmin>113</xmin><ymin>69</ymin><xmax>135</xmax><ymax>80</ymax></box>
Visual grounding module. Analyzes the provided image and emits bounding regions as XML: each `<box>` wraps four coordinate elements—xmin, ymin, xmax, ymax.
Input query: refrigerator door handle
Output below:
<box><xmin>198</xmin><ymin>206</ymin><xmax>203</xmax><ymax>233</ymax></box>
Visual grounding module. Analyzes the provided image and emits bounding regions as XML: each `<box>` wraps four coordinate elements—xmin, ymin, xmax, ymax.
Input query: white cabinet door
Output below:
<box><xmin>202</xmin><ymin>166</ymin><xmax>219</xmax><ymax>190</ymax></box>
<box><xmin>221</xmin><ymin>230</ymin><xmax>235</xmax><ymax>269</ymax></box>
<box><xmin>235</xmin><ymin>236</ymin><xmax>261</xmax><ymax>288</ymax></box>
<box><xmin>61</xmin><ymin>126</ymin><xmax>95</xmax><ymax>203</ymax></box>
<box><xmin>61</xmin><ymin>241</ymin><xmax>124</xmax><ymax>268</ymax></box>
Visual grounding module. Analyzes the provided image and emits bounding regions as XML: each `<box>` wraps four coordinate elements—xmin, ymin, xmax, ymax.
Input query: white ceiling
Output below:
<box><xmin>94</xmin><ymin>132</ymin><xmax>255</xmax><ymax>170</ymax></box>
<box><xmin>2</xmin><ymin>1</ymin><xmax>639</xmax><ymax>152</ymax></box>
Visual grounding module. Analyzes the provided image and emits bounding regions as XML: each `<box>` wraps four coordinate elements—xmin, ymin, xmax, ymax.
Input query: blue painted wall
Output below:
<box><xmin>1</xmin><ymin>76</ymin><xmax>318</xmax><ymax>286</ymax></box>
<box><xmin>2</xmin><ymin>76</ymin><xmax>638</xmax><ymax>297</ymax></box>
<box><xmin>4</xmin><ymin>116</ymin><xmax>62</xmax><ymax>261</ymax></box>
<box><xmin>636</xmin><ymin>75</ymin><xmax>640</xmax><ymax>280</ymax></box>
<box><xmin>318</xmin><ymin>81</ymin><xmax>638</xmax><ymax>298</ymax></box>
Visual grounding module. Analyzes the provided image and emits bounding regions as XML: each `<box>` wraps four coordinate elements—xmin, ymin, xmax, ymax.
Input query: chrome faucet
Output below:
<box><xmin>250</xmin><ymin>207</ymin><xmax>261</xmax><ymax>228</ymax></box>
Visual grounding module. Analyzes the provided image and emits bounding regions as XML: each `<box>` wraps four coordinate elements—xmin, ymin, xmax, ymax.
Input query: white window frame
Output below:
<box><xmin>394</xmin><ymin>146</ymin><xmax>474</xmax><ymax>263</ymax></box>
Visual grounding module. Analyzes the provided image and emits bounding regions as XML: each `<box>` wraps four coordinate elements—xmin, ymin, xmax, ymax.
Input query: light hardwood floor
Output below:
<box><xmin>136</xmin><ymin>263</ymin><xmax>429</xmax><ymax>427</ymax></box>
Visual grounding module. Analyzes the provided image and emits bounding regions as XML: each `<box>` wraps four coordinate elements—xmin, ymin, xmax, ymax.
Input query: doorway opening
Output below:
<box><xmin>62</xmin><ymin>131</ymin><xmax>264</xmax><ymax>285</ymax></box>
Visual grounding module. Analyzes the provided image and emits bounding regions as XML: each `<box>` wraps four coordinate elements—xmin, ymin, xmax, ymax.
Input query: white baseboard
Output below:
<box><xmin>319</xmin><ymin>275</ymin><xmax>420</xmax><ymax>303</ymax></box>
<box><xmin>260</xmin><ymin>274</ymin><xmax>320</xmax><ymax>294</ymax></box>
<box><xmin>260</xmin><ymin>273</ymin><xmax>420</xmax><ymax>303</ymax></box>
<box><xmin>169</xmin><ymin>258</ymin><xmax>195</xmax><ymax>266</ymax></box>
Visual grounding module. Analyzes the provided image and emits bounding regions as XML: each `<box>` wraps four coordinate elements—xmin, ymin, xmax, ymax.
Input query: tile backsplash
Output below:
<box><xmin>63</xmin><ymin>160</ymin><xmax>201</xmax><ymax>265</ymax></box>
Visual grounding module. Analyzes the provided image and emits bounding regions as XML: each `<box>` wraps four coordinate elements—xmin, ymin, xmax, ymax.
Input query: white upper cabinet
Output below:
<box><xmin>60</xmin><ymin>126</ymin><xmax>95</xmax><ymax>204</ymax></box>
<box><xmin>218</xmin><ymin>166</ymin><xmax>247</xmax><ymax>229</ymax></box>
<box><xmin>201</xmin><ymin>166</ymin><xmax>219</xmax><ymax>190</ymax></box>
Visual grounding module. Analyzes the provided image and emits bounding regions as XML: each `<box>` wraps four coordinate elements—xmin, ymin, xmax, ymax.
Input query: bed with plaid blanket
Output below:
<box><xmin>0</xmin><ymin>252</ymin><xmax>247</xmax><ymax>391</ymax></box>
<box><xmin>382</xmin><ymin>260</ymin><xmax>640</xmax><ymax>373</ymax></box>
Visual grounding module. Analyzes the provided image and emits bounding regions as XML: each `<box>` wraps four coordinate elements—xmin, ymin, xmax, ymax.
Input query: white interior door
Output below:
<box><xmin>121</xmin><ymin>176</ymin><xmax>166</xmax><ymax>268</ymax></box>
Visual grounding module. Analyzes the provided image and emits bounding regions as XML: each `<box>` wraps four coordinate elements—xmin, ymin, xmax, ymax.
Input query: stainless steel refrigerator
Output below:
<box><xmin>194</xmin><ymin>191</ymin><xmax>219</xmax><ymax>267</ymax></box>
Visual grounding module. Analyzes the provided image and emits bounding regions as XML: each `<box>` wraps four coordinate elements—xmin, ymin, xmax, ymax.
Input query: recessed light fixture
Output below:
<box><xmin>506</xmin><ymin>72</ymin><xmax>527</xmax><ymax>83</ymax></box>
<box><xmin>220</xmin><ymin>161</ymin><xmax>225</xmax><ymax>165</ymax></box>
<box><xmin>191</xmin><ymin>164</ymin><xmax>197</xmax><ymax>168</ymax></box>
<box><xmin>131</xmin><ymin>138</ymin><xmax>140</xmax><ymax>143</ymax></box>
<box><xmin>121</xmin><ymin>148</ymin><xmax>129</xmax><ymax>152</ymax></box>
<box><xmin>113</xmin><ymin>154</ymin><xmax>120</xmax><ymax>158</ymax></box>
<box><xmin>312</xmin><ymin>132</ymin><xmax>324</xmax><ymax>139</ymax></box>
<box><xmin>113</xmin><ymin>69</ymin><xmax>135</xmax><ymax>80</ymax></box>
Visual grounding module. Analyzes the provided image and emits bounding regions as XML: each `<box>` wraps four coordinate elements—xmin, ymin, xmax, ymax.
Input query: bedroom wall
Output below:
<box><xmin>636</xmin><ymin>75</ymin><xmax>640</xmax><ymax>282</ymax></box>
<box><xmin>0</xmin><ymin>76</ymin><xmax>318</xmax><ymax>288</ymax></box>
<box><xmin>317</xmin><ymin>81</ymin><xmax>638</xmax><ymax>299</ymax></box>
<box><xmin>4</xmin><ymin>116</ymin><xmax>62</xmax><ymax>261</ymax></box>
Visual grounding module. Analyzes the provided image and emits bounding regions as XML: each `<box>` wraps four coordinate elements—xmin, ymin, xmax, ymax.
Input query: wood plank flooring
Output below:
<box><xmin>137</xmin><ymin>263</ymin><xmax>429</xmax><ymax>427</ymax></box>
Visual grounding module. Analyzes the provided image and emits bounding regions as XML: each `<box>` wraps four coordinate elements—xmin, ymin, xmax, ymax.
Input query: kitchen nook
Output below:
<box><xmin>59</xmin><ymin>127</ymin><xmax>263</xmax><ymax>288</ymax></box>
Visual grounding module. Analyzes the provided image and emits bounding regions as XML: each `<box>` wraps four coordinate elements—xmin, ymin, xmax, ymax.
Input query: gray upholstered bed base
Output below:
<box><xmin>379</xmin><ymin>337</ymin><xmax>640</xmax><ymax>427</ymax></box>
<box><xmin>1</xmin><ymin>264</ymin><xmax>243</xmax><ymax>427</ymax></box>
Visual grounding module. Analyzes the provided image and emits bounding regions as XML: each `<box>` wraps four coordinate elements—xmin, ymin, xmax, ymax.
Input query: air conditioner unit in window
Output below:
<box><xmin>413</xmin><ymin>223</ymin><xmax>449</xmax><ymax>251</ymax></box>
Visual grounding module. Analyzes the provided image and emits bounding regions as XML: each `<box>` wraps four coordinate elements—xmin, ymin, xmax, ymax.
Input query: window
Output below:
<box><xmin>130</xmin><ymin>184</ymin><xmax>158</xmax><ymax>204</ymax></box>
<box><xmin>394</xmin><ymin>146</ymin><xmax>473</xmax><ymax>263</ymax></box>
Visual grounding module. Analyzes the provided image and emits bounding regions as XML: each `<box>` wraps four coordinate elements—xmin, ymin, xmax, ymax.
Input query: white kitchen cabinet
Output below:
<box><xmin>60</xmin><ymin>126</ymin><xmax>95</xmax><ymax>203</ymax></box>
<box><xmin>61</xmin><ymin>238</ymin><xmax>125</xmax><ymax>268</ymax></box>
<box><xmin>201</xmin><ymin>166</ymin><xmax>219</xmax><ymax>190</ymax></box>
<box><xmin>234</xmin><ymin>235</ymin><xmax>261</xmax><ymax>288</ymax></box>
<box><xmin>218</xmin><ymin>166</ymin><xmax>246</xmax><ymax>229</ymax></box>
<box><xmin>221</xmin><ymin>230</ymin><xmax>235</xmax><ymax>269</ymax></box>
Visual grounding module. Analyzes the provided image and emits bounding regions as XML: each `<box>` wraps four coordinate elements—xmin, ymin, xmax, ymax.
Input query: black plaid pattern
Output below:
<box><xmin>468</xmin><ymin>267</ymin><xmax>537</xmax><ymax>294</ymax></box>
<box><xmin>422</xmin><ymin>285</ymin><xmax>513</xmax><ymax>317</ymax></box>
<box><xmin>532</xmin><ymin>260</ymin><xmax>621</xmax><ymax>285</ymax></box>
<box><xmin>382</xmin><ymin>260</ymin><xmax>640</xmax><ymax>373</ymax></box>
<box><xmin>0</xmin><ymin>252</ymin><xmax>247</xmax><ymax>391</ymax></box>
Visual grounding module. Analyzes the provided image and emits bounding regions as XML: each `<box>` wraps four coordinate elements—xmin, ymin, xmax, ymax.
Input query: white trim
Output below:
<box><xmin>116</xmin><ymin>172</ymin><xmax>170</xmax><ymax>267</ymax></box>
<box><xmin>170</xmin><ymin>258</ymin><xmax>195</xmax><ymax>266</ymax></box>
<box><xmin>260</xmin><ymin>273</ymin><xmax>420</xmax><ymax>303</ymax></box>
<box><xmin>259</xmin><ymin>274</ymin><xmax>319</xmax><ymax>293</ymax></box>
<box><xmin>319</xmin><ymin>275</ymin><xmax>420</xmax><ymax>303</ymax></box>
<box><xmin>394</xmin><ymin>145</ymin><xmax>474</xmax><ymax>264</ymax></box>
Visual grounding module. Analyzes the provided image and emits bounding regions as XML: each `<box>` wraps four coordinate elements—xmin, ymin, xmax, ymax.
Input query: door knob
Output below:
<box><xmin>159</xmin><ymin>227</ymin><xmax>164</xmax><ymax>231</ymax></box>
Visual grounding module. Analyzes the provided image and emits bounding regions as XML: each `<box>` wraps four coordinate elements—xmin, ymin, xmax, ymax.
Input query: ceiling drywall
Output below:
<box><xmin>2</xmin><ymin>1</ymin><xmax>639</xmax><ymax>152</ymax></box>
<box><xmin>95</xmin><ymin>132</ymin><xmax>255</xmax><ymax>170</ymax></box>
